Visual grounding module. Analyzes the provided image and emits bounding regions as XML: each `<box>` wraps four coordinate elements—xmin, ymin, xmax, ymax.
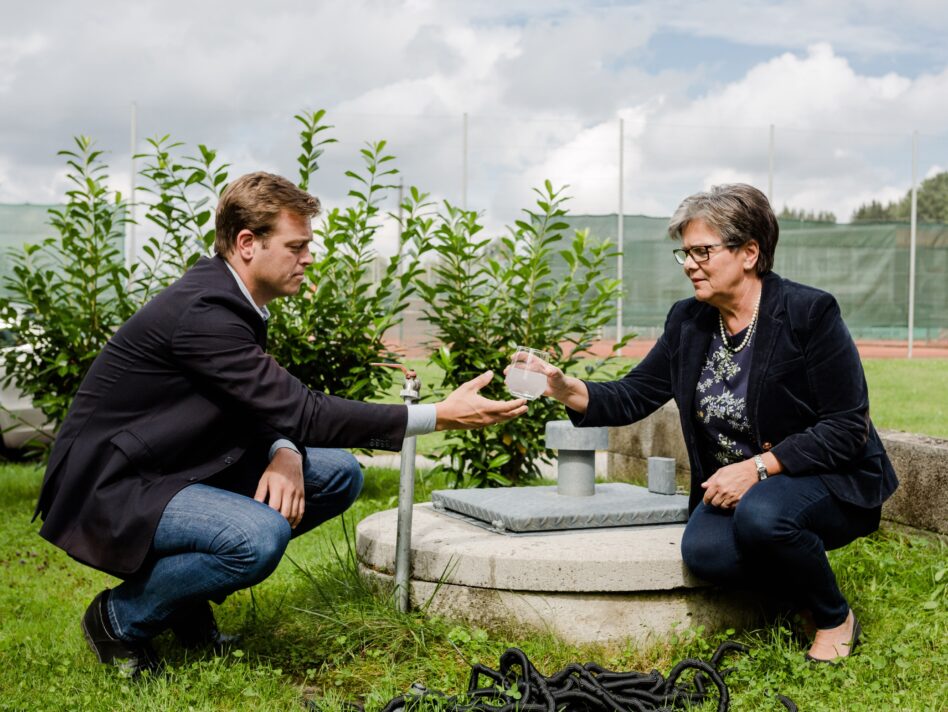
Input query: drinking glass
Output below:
<box><xmin>504</xmin><ymin>346</ymin><xmax>549</xmax><ymax>400</ymax></box>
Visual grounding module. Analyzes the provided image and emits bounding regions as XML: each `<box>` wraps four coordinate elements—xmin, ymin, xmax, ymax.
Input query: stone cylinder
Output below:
<box><xmin>648</xmin><ymin>456</ymin><xmax>677</xmax><ymax>495</ymax></box>
<box><xmin>557</xmin><ymin>450</ymin><xmax>596</xmax><ymax>496</ymax></box>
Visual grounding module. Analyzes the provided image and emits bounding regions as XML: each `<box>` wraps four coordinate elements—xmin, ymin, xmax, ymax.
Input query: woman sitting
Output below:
<box><xmin>537</xmin><ymin>183</ymin><xmax>898</xmax><ymax>663</ymax></box>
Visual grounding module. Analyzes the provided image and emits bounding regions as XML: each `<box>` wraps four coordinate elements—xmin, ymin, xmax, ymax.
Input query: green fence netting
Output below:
<box><xmin>2</xmin><ymin>204</ymin><xmax>945</xmax><ymax>340</ymax></box>
<box><xmin>561</xmin><ymin>214</ymin><xmax>948</xmax><ymax>340</ymax></box>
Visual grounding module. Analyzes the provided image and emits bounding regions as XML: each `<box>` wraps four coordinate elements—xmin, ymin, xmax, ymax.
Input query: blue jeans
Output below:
<box><xmin>108</xmin><ymin>448</ymin><xmax>363</xmax><ymax>641</ymax></box>
<box><xmin>680</xmin><ymin>474</ymin><xmax>880</xmax><ymax>629</ymax></box>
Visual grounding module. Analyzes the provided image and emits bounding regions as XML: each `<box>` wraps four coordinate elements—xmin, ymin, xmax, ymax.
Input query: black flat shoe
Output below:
<box><xmin>81</xmin><ymin>590</ymin><xmax>161</xmax><ymax>678</ymax></box>
<box><xmin>805</xmin><ymin>615</ymin><xmax>862</xmax><ymax>664</ymax></box>
<box><xmin>168</xmin><ymin>600</ymin><xmax>241</xmax><ymax>651</ymax></box>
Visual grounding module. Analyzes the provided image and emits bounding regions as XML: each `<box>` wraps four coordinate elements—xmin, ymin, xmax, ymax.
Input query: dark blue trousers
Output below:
<box><xmin>680</xmin><ymin>474</ymin><xmax>880</xmax><ymax>628</ymax></box>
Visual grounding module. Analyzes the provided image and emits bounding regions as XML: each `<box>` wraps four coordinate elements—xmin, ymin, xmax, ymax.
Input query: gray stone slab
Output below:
<box><xmin>430</xmin><ymin>482</ymin><xmax>689</xmax><ymax>533</ymax></box>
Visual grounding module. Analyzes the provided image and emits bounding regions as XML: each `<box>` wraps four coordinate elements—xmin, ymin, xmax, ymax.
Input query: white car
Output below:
<box><xmin>0</xmin><ymin>323</ymin><xmax>54</xmax><ymax>455</ymax></box>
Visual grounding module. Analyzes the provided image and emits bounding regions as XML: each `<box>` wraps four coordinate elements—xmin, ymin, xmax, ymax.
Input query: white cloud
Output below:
<box><xmin>659</xmin><ymin>0</ymin><xmax>948</xmax><ymax>58</ymax></box>
<box><xmin>1</xmin><ymin>1</ymin><xmax>947</xmax><ymax>239</ymax></box>
<box><xmin>628</xmin><ymin>44</ymin><xmax>948</xmax><ymax>219</ymax></box>
<box><xmin>0</xmin><ymin>33</ymin><xmax>46</xmax><ymax>93</ymax></box>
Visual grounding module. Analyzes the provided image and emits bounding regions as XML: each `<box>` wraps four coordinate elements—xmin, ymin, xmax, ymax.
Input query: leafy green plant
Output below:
<box><xmin>0</xmin><ymin>110</ymin><xmax>437</xmax><ymax>443</ymax></box>
<box><xmin>0</xmin><ymin>137</ymin><xmax>137</xmax><ymax>428</ymax></box>
<box><xmin>132</xmin><ymin>135</ymin><xmax>229</xmax><ymax>302</ymax></box>
<box><xmin>420</xmin><ymin>181</ymin><xmax>629</xmax><ymax>487</ymax></box>
<box><xmin>267</xmin><ymin>112</ymin><xmax>433</xmax><ymax>400</ymax></box>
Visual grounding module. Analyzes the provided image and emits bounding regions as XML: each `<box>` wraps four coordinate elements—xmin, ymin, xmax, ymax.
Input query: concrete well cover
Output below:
<box><xmin>431</xmin><ymin>482</ymin><xmax>688</xmax><ymax>533</ymax></box>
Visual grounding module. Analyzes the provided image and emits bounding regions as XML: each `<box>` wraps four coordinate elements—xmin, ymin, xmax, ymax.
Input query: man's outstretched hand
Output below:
<box><xmin>435</xmin><ymin>371</ymin><xmax>528</xmax><ymax>431</ymax></box>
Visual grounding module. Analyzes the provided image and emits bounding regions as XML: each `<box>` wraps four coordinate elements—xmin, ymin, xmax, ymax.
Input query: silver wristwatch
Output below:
<box><xmin>753</xmin><ymin>454</ymin><xmax>769</xmax><ymax>481</ymax></box>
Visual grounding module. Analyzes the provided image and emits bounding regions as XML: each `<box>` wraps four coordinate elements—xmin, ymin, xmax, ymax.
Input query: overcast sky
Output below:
<box><xmin>2</xmin><ymin>0</ymin><xmax>948</xmax><ymax>249</ymax></box>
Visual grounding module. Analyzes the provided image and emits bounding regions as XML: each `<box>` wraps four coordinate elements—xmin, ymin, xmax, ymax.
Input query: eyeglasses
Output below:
<box><xmin>672</xmin><ymin>243</ymin><xmax>730</xmax><ymax>265</ymax></box>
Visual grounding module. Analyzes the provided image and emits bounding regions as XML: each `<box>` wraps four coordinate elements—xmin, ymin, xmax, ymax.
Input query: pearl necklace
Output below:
<box><xmin>718</xmin><ymin>294</ymin><xmax>761</xmax><ymax>353</ymax></box>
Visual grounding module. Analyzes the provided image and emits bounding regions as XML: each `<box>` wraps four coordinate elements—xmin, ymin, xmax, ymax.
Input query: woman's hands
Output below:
<box><xmin>701</xmin><ymin>459</ymin><xmax>759</xmax><ymax>509</ymax></box>
<box><xmin>702</xmin><ymin>451</ymin><xmax>782</xmax><ymax>509</ymax></box>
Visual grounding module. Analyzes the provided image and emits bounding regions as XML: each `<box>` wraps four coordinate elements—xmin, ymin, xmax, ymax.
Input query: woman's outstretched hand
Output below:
<box><xmin>502</xmin><ymin>359</ymin><xmax>591</xmax><ymax>413</ymax></box>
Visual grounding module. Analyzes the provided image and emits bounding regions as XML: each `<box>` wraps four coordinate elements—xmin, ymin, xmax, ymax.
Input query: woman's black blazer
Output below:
<box><xmin>569</xmin><ymin>272</ymin><xmax>898</xmax><ymax>513</ymax></box>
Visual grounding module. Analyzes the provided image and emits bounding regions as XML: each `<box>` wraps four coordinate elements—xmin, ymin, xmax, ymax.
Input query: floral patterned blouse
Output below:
<box><xmin>694</xmin><ymin>326</ymin><xmax>756</xmax><ymax>467</ymax></box>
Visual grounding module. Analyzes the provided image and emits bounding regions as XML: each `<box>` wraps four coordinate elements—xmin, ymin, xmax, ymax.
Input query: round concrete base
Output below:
<box><xmin>356</xmin><ymin>504</ymin><xmax>762</xmax><ymax>646</ymax></box>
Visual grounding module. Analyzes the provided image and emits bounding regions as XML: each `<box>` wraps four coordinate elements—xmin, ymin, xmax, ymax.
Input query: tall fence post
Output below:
<box><xmin>398</xmin><ymin>176</ymin><xmax>405</xmax><ymax>348</ymax></box>
<box><xmin>908</xmin><ymin>130</ymin><xmax>918</xmax><ymax>358</ymax></box>
<box><xmin>616</xmin><ymin>117</ymin><xmax>624</xmax><ymax>355</ymax></box>
<box><xmin>127</xmin><ymin>101</ymin><xmax>137</xmax><ymax>272</ymax></box>
<box><xmin>461</xmin><ymin>112</ymin><xmax>468</xmax><ymax>211</ymax></box>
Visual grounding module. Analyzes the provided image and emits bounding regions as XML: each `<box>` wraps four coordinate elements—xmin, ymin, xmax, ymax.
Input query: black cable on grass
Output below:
<box><xmin>375</xmin><ymin>640</ymin><xmax>797</xmax><ymax>712</ymax></box>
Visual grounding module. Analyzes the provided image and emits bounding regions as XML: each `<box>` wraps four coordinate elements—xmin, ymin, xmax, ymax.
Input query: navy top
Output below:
<box><xmin>694</xmin><ymin>326</ymin><xmax>756</xmax><ymax>467</ymax></box>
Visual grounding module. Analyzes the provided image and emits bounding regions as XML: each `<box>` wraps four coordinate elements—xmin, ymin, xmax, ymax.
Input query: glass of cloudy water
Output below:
<box><xmin>504</xmin><ymin>346</ymin><xmax>549</xmax><ymax>400</ymax></box>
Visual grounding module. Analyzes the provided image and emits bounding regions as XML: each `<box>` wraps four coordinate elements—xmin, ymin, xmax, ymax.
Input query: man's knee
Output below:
<box><xmin>339</xmin><ymin>454</ymin><xmax>364</xmax><ymax>510</ymax></box>
<box><xmin>224</xmin><ymin>505</ymin><xmax>291</xmax><ymax>585</ymax></box>
<box><xmin>304</xmin><ymin>449</ymin><xmax>363</xmax><ymax>511</ymax></box>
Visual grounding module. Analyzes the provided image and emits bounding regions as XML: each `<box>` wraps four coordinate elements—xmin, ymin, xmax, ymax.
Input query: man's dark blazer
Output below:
<box><xmin>569</xmin><ymin>272</ymin><xmax>898</xmax><ymax>514</ymax></box>
<box><xmin>34</xmin><ymin>255</ymin><xmax>407</xmax><ymax>576</ymax></box>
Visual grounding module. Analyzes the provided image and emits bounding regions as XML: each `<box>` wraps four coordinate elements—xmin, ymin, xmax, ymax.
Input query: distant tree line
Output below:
<box><xmin>778</xmin><ymin>206</ymin><xmax>837</xmax><ymax>224</ymax></box>
<box><xmin>851</xmin><ymin>171</ymin><xmax>948</xmax><ymax>223</ymax></box>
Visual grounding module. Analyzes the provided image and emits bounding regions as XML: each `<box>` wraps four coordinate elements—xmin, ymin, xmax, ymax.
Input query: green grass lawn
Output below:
<box><xmin>1</xmin><ymin>357</ymin><xmax>945</xmax><ymax>709</ymax></box>
<box><xmin>861</xmin><ymin>360</ymin><xmax>948</xmax><ymax>438</ymax></box>
<box><xmin>1</xmin><ymin>461</ymin><xmax>945</xmax><ymax>711</ymax></box>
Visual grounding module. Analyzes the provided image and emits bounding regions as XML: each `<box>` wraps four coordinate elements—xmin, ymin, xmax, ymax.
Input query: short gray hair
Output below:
<box><xmin>667</xmin><ymin>183</ymin><xmax>779</xmax><ymax>275</ymax></box>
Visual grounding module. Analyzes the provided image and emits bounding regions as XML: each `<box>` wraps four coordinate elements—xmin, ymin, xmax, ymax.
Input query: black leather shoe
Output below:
<box><xmin>81</xmin><ymin>590</ymin><xmax>161</xmax><ymax>678</ymax></box>
<box><xmin>168</xmin><ymin>600</ymin><xmax>240</xmax><ymax>650</ymax></box>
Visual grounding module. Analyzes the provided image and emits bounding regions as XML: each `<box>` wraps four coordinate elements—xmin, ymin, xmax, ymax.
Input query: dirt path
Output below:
<box><xmin>387</xmin><ymin>339</ymin><xmax>948</xmax><ymax>360</ymax></box>
<box><xmin>586</xmin><ymin>339</ymin><xmax>948</xmax><ymax>359</ymax></box>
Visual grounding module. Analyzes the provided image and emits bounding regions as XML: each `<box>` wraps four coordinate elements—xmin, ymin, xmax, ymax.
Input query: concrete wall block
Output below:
<box><xmin>608</xmin><ymin>401</ymin><xmax>688</xmax><ymax>464</ymax></box>
<box><xmin>879</xmin><ymin>429</ymin><xmax>948</xmax><ymax>536</ymax></box>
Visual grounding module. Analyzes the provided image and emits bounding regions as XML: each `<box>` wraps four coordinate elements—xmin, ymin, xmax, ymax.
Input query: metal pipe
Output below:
<box><xmin>371</xmin><ymin>362</ymin><xmax>421</xmax><ymax>612</ymax></box>
<box><xmin>395</xmin><ymin>419</ymin><xmax>417</xmax><ymax>612</ymax></box>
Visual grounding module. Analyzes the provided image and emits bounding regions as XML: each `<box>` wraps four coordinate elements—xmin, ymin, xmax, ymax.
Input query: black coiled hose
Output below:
<box><xmin>374</xmin><ymin>640</ymin><xmax>797</xmax><ymax>712</ymax></box>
